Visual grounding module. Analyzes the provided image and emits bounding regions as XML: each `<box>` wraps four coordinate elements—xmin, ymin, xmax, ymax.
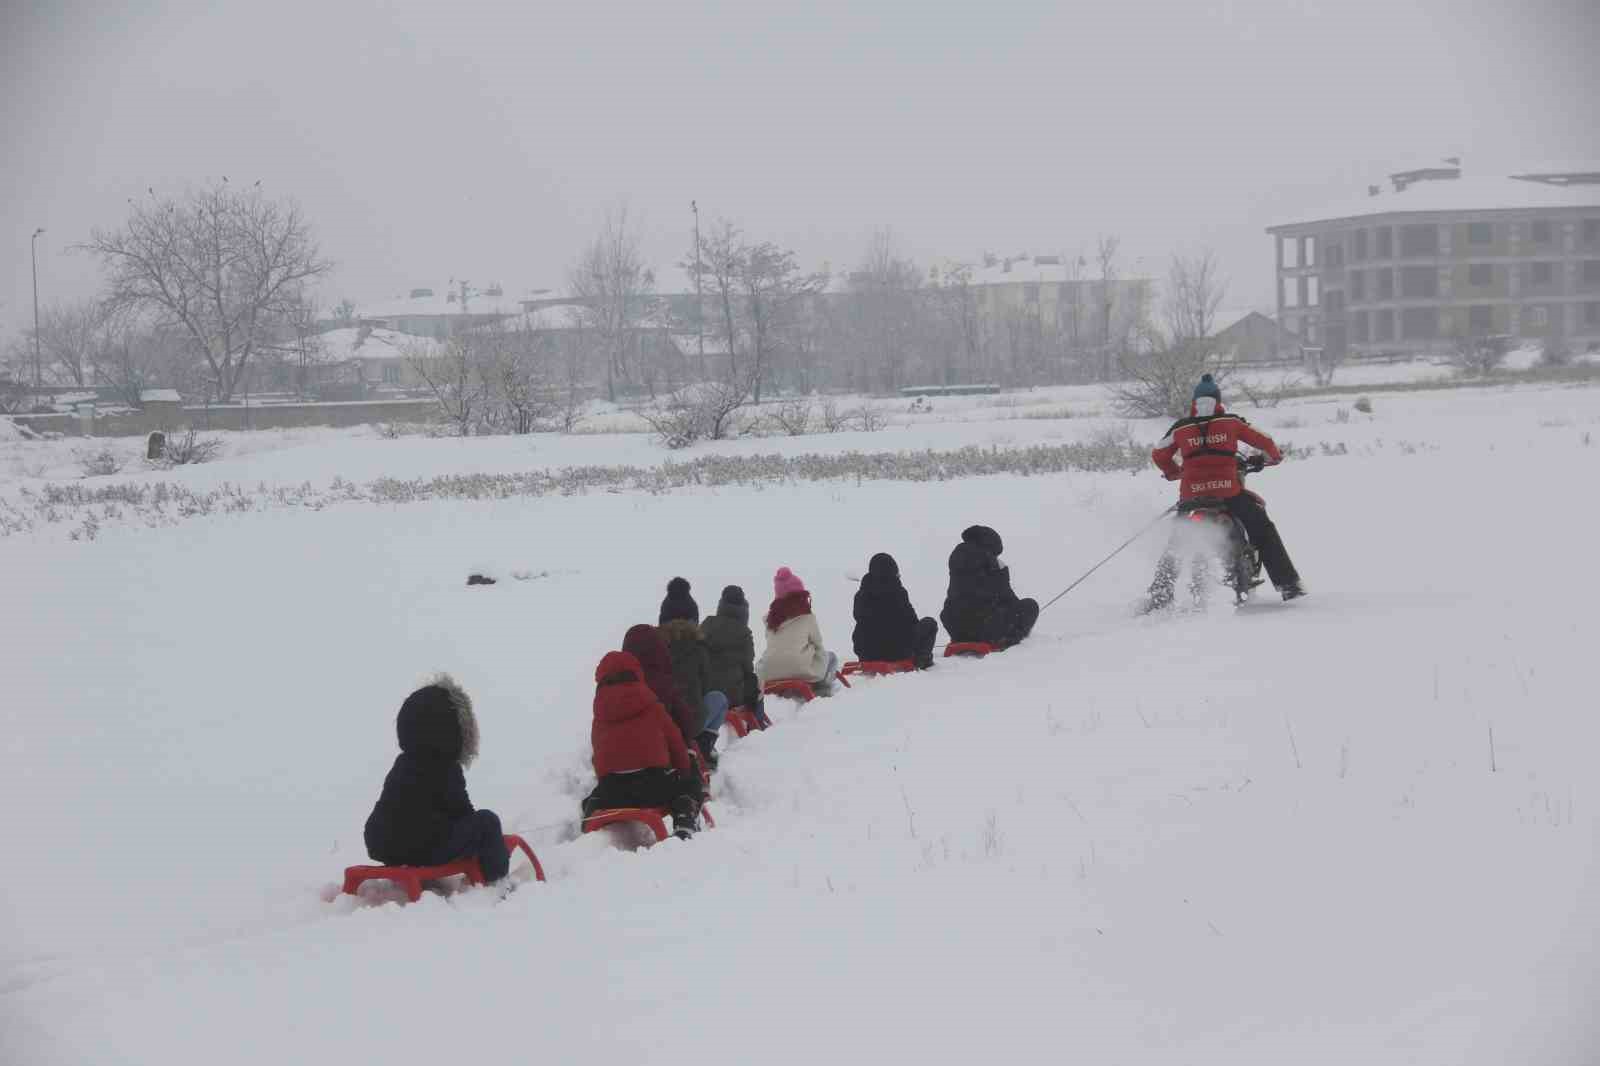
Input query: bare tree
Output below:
<box><xmin>684</xmin><ymin>217</ymin><xmax>746</xmax><ymax>382</ymax></box>
<box><xmin>741</xmin><ymin>242</ymin><xmax>827</xmax><ymax>402</ymax></box>
<box><xmin>1109</xmin><ymin>251</ymin><xmax>1230</xmax><ymax>418</ymax></box>
<box><xmin>927</xmin><ymin>263</ymin><xmax>982</xmax><ymax>386</ymax></box>
<box><xmin>1094</xmin><ymin>235</ymin><xmax>1121</xmax><ymax>381</ymax></box>
<box><xmin>851</xmin><ymin>228</ymin><xmax>923</xmax><ymax>392</ymax></box>
<box><xmin>567</xmin><ymin>205</ymin><xmax>654</xmax><ymax>402</ymax></box>
<box><xmin>85</xmin><ymin>181</ymin><xmax>331</xmax><ymax>402</ymax></box>
<box><xmin>406</xmin><ymin>336</ymin><xmax>486</xmax><ymax>436</ymax></box>
<box><xmin>1164</xmin><ymin>250</ymin><xmax>1226</xmax><ymax>347</ymax></box>
<box><xmin>31</xmin><ymin>299</ymin><xmax>112</xmax><ymax>387</ymax></box>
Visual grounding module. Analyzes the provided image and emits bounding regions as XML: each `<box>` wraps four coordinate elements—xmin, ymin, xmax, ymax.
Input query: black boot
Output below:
<box><xmin>696</xmin><ymin>731</ymin><xmax>719</xmax><ymax>772</ymax></box>
<box><xmin>1280</xmin><ymin>581</ymin><xmax>1307</xmax><ymax>602</ymax></box>
<box><xmin>670</xmin><ymin>796</ymin><xmax>701</xmax><ymax>840</ymax></box>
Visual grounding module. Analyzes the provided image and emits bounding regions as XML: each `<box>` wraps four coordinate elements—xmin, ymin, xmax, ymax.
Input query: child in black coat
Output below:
<box><xmin>853</xmin><ymin>553</ymin><xmax>939</xmax><ymax>669</ymax></box>
<box><xmin>363</xmin><ymin>675</ymin><xmax>510</xmax><ymax>883</ymax></box>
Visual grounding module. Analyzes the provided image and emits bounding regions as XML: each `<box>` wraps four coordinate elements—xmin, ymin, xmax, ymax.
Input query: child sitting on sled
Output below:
<box><xmin>584</xmin><ymin>650</ymin><xmax>704</xmax><ymax>839</ymax></box>
<box><xmin>363</xmin><ymin>674</ymin><xmax>511</xmax><ymax>884</ymax></box>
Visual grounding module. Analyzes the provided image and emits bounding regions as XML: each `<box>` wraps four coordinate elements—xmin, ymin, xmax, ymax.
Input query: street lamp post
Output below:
<box><xmin>31</xmin><ymin>228</ymin><xmax>45</xmax><ymax>390</ymax></box>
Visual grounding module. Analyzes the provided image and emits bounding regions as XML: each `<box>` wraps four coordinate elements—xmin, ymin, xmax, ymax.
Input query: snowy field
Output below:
<box><xmin>3</xmin><ymin>378</ymin><xmax>1599</xmax><ymax>1064</ymax></box>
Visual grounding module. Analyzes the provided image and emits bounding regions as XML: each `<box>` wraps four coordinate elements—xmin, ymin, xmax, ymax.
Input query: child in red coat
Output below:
<box><xmin>583</xmin><ymin>650</ymin><xmax>704</xmax><ymax>838</ymax></box>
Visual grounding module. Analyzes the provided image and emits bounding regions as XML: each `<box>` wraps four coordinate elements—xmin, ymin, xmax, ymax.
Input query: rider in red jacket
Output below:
<box><xmin>1148</xmin><ymin>375</ymin><xmax>1305</xmax><ymax>605</ymax></box>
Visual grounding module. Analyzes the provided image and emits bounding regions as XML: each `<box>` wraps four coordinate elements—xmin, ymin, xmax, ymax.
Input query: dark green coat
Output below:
<box><xmin>702</xmin><ymin>610</ymin><xmax>760</xmax><ymax>708</ymax></box>
<box><xmin>660</xmin><ymin>619</ymin><xmax>710</xmax><ymax>718</ymax></box>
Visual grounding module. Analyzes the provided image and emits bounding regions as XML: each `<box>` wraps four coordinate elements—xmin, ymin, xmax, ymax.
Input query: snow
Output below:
<box><xmin>1273</xmin><ymin>175</ymin><xmax>1600</xmax><ymax>230</ymax></box>
<box><xmin>138</xmin><ymin>389</ymin><xmax>183</xmax><ymax>403</ymax></box>
<box><xmin>3</xmin><ymin>380</ymin><xmax>1599</xmax><ymax>1063</ymax></box>
<box><xmin>315</xmin><ymin>325</ymin><xmax>436</xmax><ymax>363</ymax></box>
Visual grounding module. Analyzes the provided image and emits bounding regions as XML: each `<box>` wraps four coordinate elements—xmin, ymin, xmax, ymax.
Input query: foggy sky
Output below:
<box><xmin>3</xmin><ymin>0</ymin><xmax>1596</xmax><ymax>337</ymax></box>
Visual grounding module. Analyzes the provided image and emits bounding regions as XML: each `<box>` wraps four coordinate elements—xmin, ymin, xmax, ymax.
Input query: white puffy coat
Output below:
<box><xmin>758</xmin><ymin>611</ymin><xmax>829</xmax><ymax>684</ymax></box>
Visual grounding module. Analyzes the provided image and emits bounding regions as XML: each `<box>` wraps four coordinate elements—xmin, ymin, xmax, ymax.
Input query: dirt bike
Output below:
<box><xmin>1148</xmin><ymin>454</ymin><xmax>1268</xmax><ymax>609</ymax></box>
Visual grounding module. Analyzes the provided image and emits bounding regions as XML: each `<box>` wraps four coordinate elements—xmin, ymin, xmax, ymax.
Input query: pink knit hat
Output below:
<box><xmin>773</xmin><ymin>567</ymin><xmax>806</xmax><ymax>599</ymax></box>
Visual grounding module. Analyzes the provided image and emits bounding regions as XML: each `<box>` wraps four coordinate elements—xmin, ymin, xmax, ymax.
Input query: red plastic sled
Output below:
<box><xmin>840</xmin><ymin>659</ymin><xmax>915</xmax><ymax>678</ymax></box>
<box><xmin>581</xmin><ymin>805</ymin><xmax>715</xmax><ymax>843</ymax></box>
<box><xmin>725</xmin><ymin>706</ymin><xmax>764</xmax><ymax>738</ymax></box>
<box><xmin>763</xmin><ymin>679</ymin><xmax>816</xmax><ymax>702</ymax></box>
<box><xmin>341</xmin><ymin>834</ymin><xmax>545</xmax><ymax>902</ymax></box>
<box><xmin>944</xmin><ymin>642</ymin><xmax>999</xmax><ymax>658</ymax></box>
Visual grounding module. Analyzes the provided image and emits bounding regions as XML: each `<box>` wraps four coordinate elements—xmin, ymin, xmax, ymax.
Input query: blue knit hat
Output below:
<box><xmin>1193</xmin><ymin>373</ymin><xmax>1222</xmax><ymax>402</ymax></box>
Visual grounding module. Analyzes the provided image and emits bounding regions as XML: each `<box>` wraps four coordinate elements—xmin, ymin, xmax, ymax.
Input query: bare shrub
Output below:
<box><xmin>1542</xmin><ymin>330</ymin><xmax>1573</xmax><ymax>368</ymax></box>
<box><xmin>1451</xmin><ymin>334</ymin><xmax>1511</xmax><ymax>376</ymax></box>
<box><xmin>161</xmin><ymin>429</ymin><xmax>223</xmax><ymax>465</ymax></box>
<box><xmin>1354</xmin><ymin>396</ymin><xmax>1374</xmax><ymax>415</ymax></box>
<box><xmin>765</xmin><ymin>396</ymin><xmax>815</xmax><ymax>436</ymax></box>
<box><xmin>820</xmin><ymin>397</ymin><xmax>851</xmax><ymax>433</ymax></box>
<box><xmin>1109</xmin><ymin>341</ymin><xmax>1227</xmax><ymax>418</ymax></box>
<box><xmin>76</xmin><ymin>445</ymin><xmax>124</xmax><ymax>477</ymax></box>
<box><xmin>852</xmin><ymin>402</ymin><xmax>887</xmax><ymax>432</ymax></box>
<box><xmin>1232</xmin><ymin>373</ymin><xmax>1299</xmax><ymax>409</ymax></box>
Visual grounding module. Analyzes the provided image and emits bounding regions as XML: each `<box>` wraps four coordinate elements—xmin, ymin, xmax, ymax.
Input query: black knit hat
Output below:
<box><xmin>717</xmin><ymin>584</ymin><xmax>749</xmax><ymax>624</ymax></box>
<box><xmin>659</xmin><ymin>577</ymin><xmax>700</xmax><ymax>624</ymax></box>
<box><xmin>867</xmin><ymin>552</ymin><xmax>900</xmax><ymax>580</ymax></box>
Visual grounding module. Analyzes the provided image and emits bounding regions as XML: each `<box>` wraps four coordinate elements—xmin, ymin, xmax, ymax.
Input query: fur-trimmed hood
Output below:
<box><xmin>659</xmin><ymin>618</ymin><xmax>703</xmax><ymax>643</ymax></box>
<box><xmin>396</xmin><ymin>673</ymin><xmax>479</xmax><ymax>768</ymax></box>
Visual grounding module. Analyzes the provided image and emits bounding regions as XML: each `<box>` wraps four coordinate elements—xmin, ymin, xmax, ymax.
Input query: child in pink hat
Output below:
<box><xmin>757</xmin><ymin>568</ymin><xmax>841</xmax><ymax>693</ymax></box>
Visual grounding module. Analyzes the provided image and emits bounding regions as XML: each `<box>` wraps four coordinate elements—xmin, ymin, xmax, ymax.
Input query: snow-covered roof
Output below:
<box><xmin>1272</xmin><ymin>176</ymin><xmax>1600</xmax><ymax>230</ymax></box>
<box><xmin>1211</xmin><ymin>308</ymin><xmax>1271</xmax><ymax>334</ymax></box>
<box><xmin>959</xmin><ymin>256</ymin><xmax>1153</xmax><ymax>287</ymax></box>
<box><xmin>139</xmin><ymin>389</ymin><xmax>182</xmax><ymax>403</ymax></box>
<box><xmin>316</xmin><ymin>326</ymin><xmax>437</xmax><ymax>363</ymax></box>
<box><xmin>357</xmin><ymin>286</ymin><xmax>538</xmax><ymax>320</ymax></box>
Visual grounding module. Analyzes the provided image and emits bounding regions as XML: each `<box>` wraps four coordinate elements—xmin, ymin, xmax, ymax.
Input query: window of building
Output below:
<box><xmin>1584</xmin><ymin>260</ymin><xmax>1600</xmax><ymax>285</ymax></box>
<box><xmin>1401</xmin><ymin>307</ymin><xmax>1438</xmax><ymax>339</ymax></box>
<box><xmin>1377</xmin><ymin>268</ymin><xmax>1394</xmax><ymax>300</ymax></box>
<box><xmin>382</xmin><ymin>364</ymin><xmax>400</xmax><ymax>385</ymax></box>
<box><xmin>1023</xmin><ymin>283</ymin><xmax>1040</xmax><ymax>303</ymax></box>
<box><xmin>1469</xmin><ymin>263</ymin><xmax>1492</xmax><ymax>287</ymax></box>
<box><xmin>1468</xmin><ymin>222</ymin><xmax>1493</xmax><ymax>245</ymax></box>
<box><xmin>1531</xmin><ymin>220</ymin><xmax>1553</xmax><ymax>244</ymax></box>
<box><xmin>1298</xmin><ymin>276</ymin><xmax>1310</xmax><ymax>309</ymax></box>
<box><xmin>1302</xmin><ymin>236</ymin><xmax>1317</xmax><ymax>266</ymax></box>
<box><xmin>1280</xmin><ymin>277</ymin><xmax>1297</xmax><ymax>308</ymax></box>
<box><xmin>1468</xmin><ymin>305</ymin><xmax>1493</xmax><ymax>334</ymax></box>
<box><xmin>1356</xmin><ymin>229</ymin><xmax>1370</xmax><ymax>260</ymax></box>
<box><xmin>1375</xmin><ymin>227</ymin><xmax>1392</xmax><ymax>258</ymax></box>
<box><xmin>1350</xmin><ymin>270</ymin><xmax>1365</xmax><ymax>300</ymax></box>
<box><xmin>1281</xmin><ymin>236</ymin><xmax>1300</xmax><ymax>269</ymax></box>
<box><xmin>1375</xmin><ymin>309</ymin><xmax>1395</xmax><ymax>341</ymax></box>
<box><xmin>1531</xmin><ymin>261</ymin><xmax>1554</xmax><ymax>286</ymax></box>
<box><xmin>1400</xmin><ymin>266</ymin><xmax>1438</xmax><ymax>299</ymax></box>
<box><xmin>1307</xmin><ymin>276</ymin><xmax>1320</xmax><ymax>307</ymax></box>
<box><xmin>1528</xmin><ymin>306</ymin><xmax>1549</xmax><ymax>330</ymax></box>
<box><xmin>1400</xmin><ymin>225</ymin><xmax>1438</xmax><ymax>257</ymax></box>
<box><xmin>1352</xmin><ymin>310</ymin><xmax>1370</xmax><ymax>342</ymax></box>
<box><xmin>1585</xmin><ymin>219</ymin><xmax>1600</xmax><ymax>245</ymax></box>
<box><xmin>1587</xmin><ymin>302</ymin><xmax>1600</xmax><ymax>326</ymax></box>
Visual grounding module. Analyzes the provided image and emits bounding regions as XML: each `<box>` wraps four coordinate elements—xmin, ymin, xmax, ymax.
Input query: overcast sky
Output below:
<box><xmin>3</xmin><ymin>0</ymin><xmax>1596</xmax><ymax>336</ymax></box>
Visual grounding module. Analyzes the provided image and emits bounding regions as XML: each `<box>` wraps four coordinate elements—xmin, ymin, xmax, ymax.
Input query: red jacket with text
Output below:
<box><xmin>591</xmin><ymin>651</ymin><xmax>693</xmax><ymax>778</ymax></box>
<box><xmin>1152</xmin><ymin>401</ymin><xmax>1282</xmax><ymax>500</ymax></box>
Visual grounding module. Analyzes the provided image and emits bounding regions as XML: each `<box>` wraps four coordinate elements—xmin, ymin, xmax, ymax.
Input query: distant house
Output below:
<box><xmin>1209</xmin><ymin>310</ymin><xmax>1301</xmax><ymax>364</ymax></box>
<box><xmin>356</xmin><ymin>283</ymin><xmax>539</xmax><ymax>340</ymax></box>
<box><xmin>316</xmin><ymin>325</ymin><xmax>435</xmax><ymax>389</ymax></box>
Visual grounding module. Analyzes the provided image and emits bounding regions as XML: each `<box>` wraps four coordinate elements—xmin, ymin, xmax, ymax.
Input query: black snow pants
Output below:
<box><xmin>912</xmin><ymin>617</ymin><xmax>939</xmax><ymax>667</ymax></box>
<box><xmin>424</xmin><ymin>809</ymin><xmax>510</xmax><ymax>883</ymax></box>
<box><xmin>1224</xmin><ymin>493</ymin><xmax>1300</xmax><ymax>589</ymax></box>
<box><xmin>583</xmin><ymin>769</ymin><xmax>702</xmax><ymax>832</ymax></box>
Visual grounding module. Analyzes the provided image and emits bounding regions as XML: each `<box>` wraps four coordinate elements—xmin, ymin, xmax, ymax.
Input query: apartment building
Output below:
<box><xmin>1267</xmin><ymin>166</ymin><xmax>1600</xmax><ymax>357</ymax></box>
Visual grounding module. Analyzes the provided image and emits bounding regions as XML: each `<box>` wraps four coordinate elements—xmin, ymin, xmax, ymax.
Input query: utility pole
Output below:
<box><xmin>31</xmin><ymin>228</ymin><xmax>45</xmax><ymax>390</ymax></box>
<box><xmin>691</xmin><ymin>200</ymin><xmax>705</xmax><ymax>381</ymax></box>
